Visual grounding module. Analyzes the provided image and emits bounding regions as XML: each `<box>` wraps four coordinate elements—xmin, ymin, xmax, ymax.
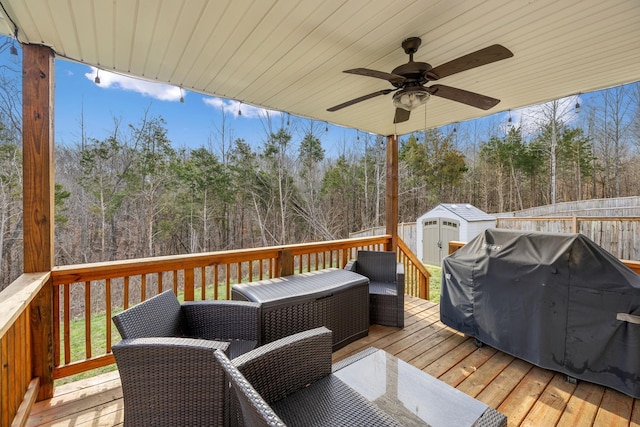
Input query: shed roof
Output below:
<box><xmin>423</xmin><ymin>204</ymin><xmax>496</xmax><ymax>222</ymax></box>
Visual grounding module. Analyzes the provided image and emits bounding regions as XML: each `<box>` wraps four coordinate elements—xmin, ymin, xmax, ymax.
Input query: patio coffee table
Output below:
<box><xmin>333</xmin><ymin>349</ymin><xmax>507</xmax><ymax>426</ymax></box>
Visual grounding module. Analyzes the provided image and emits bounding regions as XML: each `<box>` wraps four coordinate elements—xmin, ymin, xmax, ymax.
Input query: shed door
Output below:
<box><xmin>422</xmin><ymin>218</ymin><xmax>460</xmax><ymax>265</ymax></box>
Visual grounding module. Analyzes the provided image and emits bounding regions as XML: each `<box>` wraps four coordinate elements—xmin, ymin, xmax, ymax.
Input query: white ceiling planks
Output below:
<box><xmin>1</xmin><ymin>0</ymin><xmax>638</xmax><ymax>136</ymax></box>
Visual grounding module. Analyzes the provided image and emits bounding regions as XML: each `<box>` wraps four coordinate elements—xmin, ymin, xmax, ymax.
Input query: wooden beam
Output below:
<box><xmin>22</xmin><ymin>43</ymin><xmax>55</xmax><ymax>401</ymax></box>
<box><xmin>385</xmin><ymin>134</ymin><xmax>399</xmax><ymax>252</ymax></box>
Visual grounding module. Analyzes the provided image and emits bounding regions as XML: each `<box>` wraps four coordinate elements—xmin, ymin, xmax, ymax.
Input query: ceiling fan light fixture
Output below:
<box><xmin>392</xmin><ymin>87</ymin><xmax>430</xmax><ymax>111</ymax></box>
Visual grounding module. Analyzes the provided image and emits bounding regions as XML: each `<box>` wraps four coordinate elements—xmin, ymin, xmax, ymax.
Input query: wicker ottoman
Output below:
<box><xmin>232</xmin><ymin>268</ymin><xmax>369</xmax><ymax>350</ymax></box>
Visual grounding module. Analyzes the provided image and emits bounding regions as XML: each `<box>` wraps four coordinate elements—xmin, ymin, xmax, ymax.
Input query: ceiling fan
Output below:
<box><xmin>327</xmin><ymin>37</ymin><xmax>513</xmax><ymax>124</ymax></box>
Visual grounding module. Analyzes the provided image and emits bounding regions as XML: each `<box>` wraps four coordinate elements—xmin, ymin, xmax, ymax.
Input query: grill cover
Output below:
<box><xmin>441</xmin><ymin>229</ymin><xmax>640</xmax><ymax>398</ymax></box>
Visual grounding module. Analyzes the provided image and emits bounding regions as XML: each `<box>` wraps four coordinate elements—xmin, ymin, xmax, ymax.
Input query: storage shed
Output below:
<box><xmin>417</xmin><ymin>204</ymin><xmax>496</xmax><ymax>265</ymax></box>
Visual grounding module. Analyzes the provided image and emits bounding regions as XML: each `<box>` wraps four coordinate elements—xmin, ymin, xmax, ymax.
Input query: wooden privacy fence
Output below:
<box><xmin>353</xmin><ymin>216</ymin><xmax>640</xmax><ymax>262</ymax></box>
<box><xmin>496</xmin><ymin>216</ymin><xmax>640</xmax><ymax>260</ymax></box>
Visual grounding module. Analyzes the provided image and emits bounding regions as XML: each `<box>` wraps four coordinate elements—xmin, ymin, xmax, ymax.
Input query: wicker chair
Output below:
<box><xmin>345</xmin><ymin>250</ymin><xmax>405</xmax><ymax>328</ymax></box>
<box><xmin>219</xmin><ymin>327</ymin><xmax>401</xmax><ymax>426</ymax></box>
<box><xmin>112</xmin><ymin>289</ymin><xmax>261</xmax><ymax>358</ymax></box>
<box><xmin>112</xmin><ymin>337</ymin><xmax>230</xmax><ymax>426</ymax></box>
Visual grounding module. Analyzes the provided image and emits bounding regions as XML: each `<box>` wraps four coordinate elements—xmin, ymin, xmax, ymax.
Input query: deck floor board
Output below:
<box><xmin>27</xmin><ymin>296</ymin><xmax>640</xmax><ymax>426</ymax></box>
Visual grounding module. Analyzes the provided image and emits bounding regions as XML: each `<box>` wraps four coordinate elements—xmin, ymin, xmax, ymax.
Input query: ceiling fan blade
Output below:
<box><xmin>429</xmin><ymin>45</ymin><xmax>513</xmax><ymax>80</ymax></box>
<box><xmin>327</xmin><ymin>89</ymin><xmax>394</xmax><ymax>112</ymax></box>
<box><xmin>393</xmin><ymin>108</ymin><xmax>411</xmax><ymax>124</ymax></box>
<box><xmin>429</xmin><ymin>84</ymin><xmax>500</xmax><ymax>110</ymax></box>
<box><xmin>344</xmin><ymin>68</ymin><xmax>406</xmax><ymax>85</ymax></box>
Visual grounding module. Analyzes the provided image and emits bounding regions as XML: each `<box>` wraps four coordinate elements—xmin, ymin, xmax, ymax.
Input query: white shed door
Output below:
<box><xmin>422</xmin><ymin>218</ymin><xmax>460</xmax><ymax>265</ymax></box>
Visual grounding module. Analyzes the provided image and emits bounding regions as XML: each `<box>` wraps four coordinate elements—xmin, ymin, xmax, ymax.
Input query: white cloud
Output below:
<box><xmin>506</xmin><ymin>95</ymin><xmax>581</xmax><ymax>136</ymax></box>
<box><xmin>85</xmin><ymin>67</ymin><xmax>182</xmax><ymax>102</ymax></box>
<box><xmin>202</xmin><ymin>97</ymin><xmax>281</xmax><ymax>119</ymax></box>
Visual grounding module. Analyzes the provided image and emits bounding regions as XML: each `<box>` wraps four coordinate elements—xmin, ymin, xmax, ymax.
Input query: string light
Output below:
<box><xmin>575</xmin><ymin>100</ymin><xmax>581</xmax><ymax>114</ymax></box>
<box><xmin>325</xmin><ymin>122</ymin><xmax>329</xmax><ymax>133</ymax></box>
<box><xmin>94</xmin><ymin>69</ymin><xmax>101</xmax><ymax>84</ymax></box>
<box><xmin>238</xmin><ymin>102</ymin><xmax>242</xmax><ymax>116</ymax></box>
<box><xmin>179</xmin><ymin>87</ymin><xmax>184</xmax><ymax>103</ymax></box>
<box><xmin>10</xmin><ymin>28</ymin><xmax>18</xmax><ymax>56</ymax></box>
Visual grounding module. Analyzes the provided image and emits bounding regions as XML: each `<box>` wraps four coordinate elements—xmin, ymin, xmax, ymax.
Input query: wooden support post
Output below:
<box><xmin>385</xmin><ymin>134</ymin><xmax>399</xmax><ymax>252</ymax></box>
<box><xmin>277</xmin><ymin>250</ymin><xmax>294</xmax><ymax>277</ymax></box>
<box><xmin>23</xmin><ymin>43</ymin><xmax>55</xmax><ymax>400</ymax></box>
<box><xmin>184</xmin><ymin>269</ymin><xmax>195</xmax><ymax>301</ymax></box>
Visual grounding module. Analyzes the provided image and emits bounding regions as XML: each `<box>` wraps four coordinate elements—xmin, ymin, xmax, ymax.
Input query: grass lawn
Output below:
<box><xmin>425</xmin><ymin>264</ymin><xmax>442</xmax><ymax>303</ymax></box>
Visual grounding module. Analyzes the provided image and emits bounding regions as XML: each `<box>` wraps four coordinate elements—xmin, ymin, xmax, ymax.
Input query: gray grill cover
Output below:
<box><xmin>440</xmin><ymin>229</ymin><xmax>640</xmax><ymax>398</ymax></box>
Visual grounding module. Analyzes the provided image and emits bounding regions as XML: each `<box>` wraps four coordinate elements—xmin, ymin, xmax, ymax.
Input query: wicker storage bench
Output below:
<box><xmin>232</xmin><ymin>268</ymin><xmax>369</xmax><ymax>350</ymax></box>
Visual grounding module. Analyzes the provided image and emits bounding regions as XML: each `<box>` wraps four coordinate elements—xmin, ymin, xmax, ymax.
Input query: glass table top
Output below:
<box><xmin>333</xmin><ymin>349</ymin><xmax>496</xmax><ymax>426</ymax></box>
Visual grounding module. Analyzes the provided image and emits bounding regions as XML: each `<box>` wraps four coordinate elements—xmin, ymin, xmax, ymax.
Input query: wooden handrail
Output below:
<box><xmin>448</xmin><ymin>241</ymin><xmax>467</xmax><ymax>255</ymax></box>
<box><xmin>0</xmin><ymin>272</ymin><xmax>50</xmax><ymax>338</ymax></box>
<box><xmin>621</xmin><ymin>260</ymin><xmax>640</xmax><ymax>275</ymax></box>
<box><xmin>397</xmin><ymin>237</ymin><xmax>431</xmax><ymax>300</ymax></box>
<box><xmin>0</xmin><ymin>272</ymin><xmax>50</xmax><ymax>427</ymax></box>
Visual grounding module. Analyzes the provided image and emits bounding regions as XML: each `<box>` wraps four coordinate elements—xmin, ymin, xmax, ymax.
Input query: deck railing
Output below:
<box><xmin>0</xmin><ymin>272</ymin><xmax>49</xmax><ymax>427</ymax></box>
<box><xmin>0</xmin><ymin>236</ymin><xmax>429</xmax><ymax>426</ymax></box>
<box><xmin>49</xmin><ymin>235</ymin><xmax>428</xmax><ymax>379</ymax></box>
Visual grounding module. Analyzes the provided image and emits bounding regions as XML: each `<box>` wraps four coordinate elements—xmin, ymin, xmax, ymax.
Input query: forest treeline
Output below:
<box><xmin>1</xmin><ymin>41</ymin><xmax>639</xmax><ymax>290</ymax></box>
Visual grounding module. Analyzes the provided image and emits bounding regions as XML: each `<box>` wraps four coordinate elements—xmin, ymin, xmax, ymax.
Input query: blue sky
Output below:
<box><xmin>2</xmin><ymin>36</ymin><xmax>605</xmax><ymax>158</ymax></box>
<box><xmin>54</xmin><ymin>60</ymin><xmax>366</xmax><ymax>158</ymax></box>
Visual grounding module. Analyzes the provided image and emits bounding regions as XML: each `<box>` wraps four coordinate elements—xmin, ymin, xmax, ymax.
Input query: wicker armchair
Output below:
<box><xmin>345</xmin><ymin>250</ymin><xmax>405</xmax><ymax>328</ymax></box>
<box><xmin>112</xmin><ymin>289</ymin><xmax>261</xmax><ymax>358</ymax></box>
<box><xmin>112</xmin><ymin>337</ymin><xmax>230</xmax><ymax>426</ymax></box>
<box><xmin>219</xmin><ymin>327</ymin><xmax>401</xmax><ymax>426</ymax></box>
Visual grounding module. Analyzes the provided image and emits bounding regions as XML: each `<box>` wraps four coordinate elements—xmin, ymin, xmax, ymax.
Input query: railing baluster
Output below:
<box><xmin>201</xmin><ymin>266</ymin><xmax>206</xmax><ymax>300</ymax></box>
<box><xmin>85</xmin><ymin>281</ymin><xmax>91</xmax><ymax>359</ymax></box>
<box><xmin>106</xmin><ymin>278</ymin><xmax>112</xmax><ymax>353</ymax></box>
<box><xmin>173</xmin><ymin>271</ymin><xmax>178</xmax><ymax>296</ymax></box>
<box><xmin>141</xmin><ymin>274</ymin><xmax>147</xmax><ymax>301</ymax></box>
<box><xmin>214</xmin><ymin>265</ymin><xmax>219</xmax><ymax>300</ymax></box>
<box><xmin>53</xmin><ymin>285</ymin><xmax>60</xmax><ymax>367</ymax></box>
<box><xmin>64</xmin><ymin>284</ymin><xmax>70</xmax><ymax>364</ymax></box>
<box><xmin>124</xmin><ymin>276</ymin><xmax>130</xmax><ymax>309</ymax></box>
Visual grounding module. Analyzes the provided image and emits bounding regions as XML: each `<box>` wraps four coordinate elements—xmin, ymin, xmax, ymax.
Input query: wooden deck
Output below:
<box><xmin>27</xmin><ymin>296</ymin><xmax>640</xmax><ymax>426</ymax></box>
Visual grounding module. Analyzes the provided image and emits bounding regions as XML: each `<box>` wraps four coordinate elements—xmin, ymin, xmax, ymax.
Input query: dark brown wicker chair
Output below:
<box><xmin>345</xmin><ymin>250</ymin><xmax>405</xmax><ymax>327</ymax></box>
<box><xmin>112</xmin><ymin>289</ymin><xmax>261</xmax><ymax>358</ymax></box>
<box><xmin>219</xmin><ymin>327</ymin><xmax>402</xmax><ymax>426</ymax></box>
<box><xmin>112</xmin><ymin>337</ymin><xmax>230</xmax><ymax>426</ymax></box>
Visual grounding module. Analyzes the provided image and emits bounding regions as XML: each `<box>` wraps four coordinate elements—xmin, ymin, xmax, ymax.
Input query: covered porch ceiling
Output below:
<box><xmin>0</xmin><ymin>0</ymin><xmax>639</xmax><ymax>137</ymax></box>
